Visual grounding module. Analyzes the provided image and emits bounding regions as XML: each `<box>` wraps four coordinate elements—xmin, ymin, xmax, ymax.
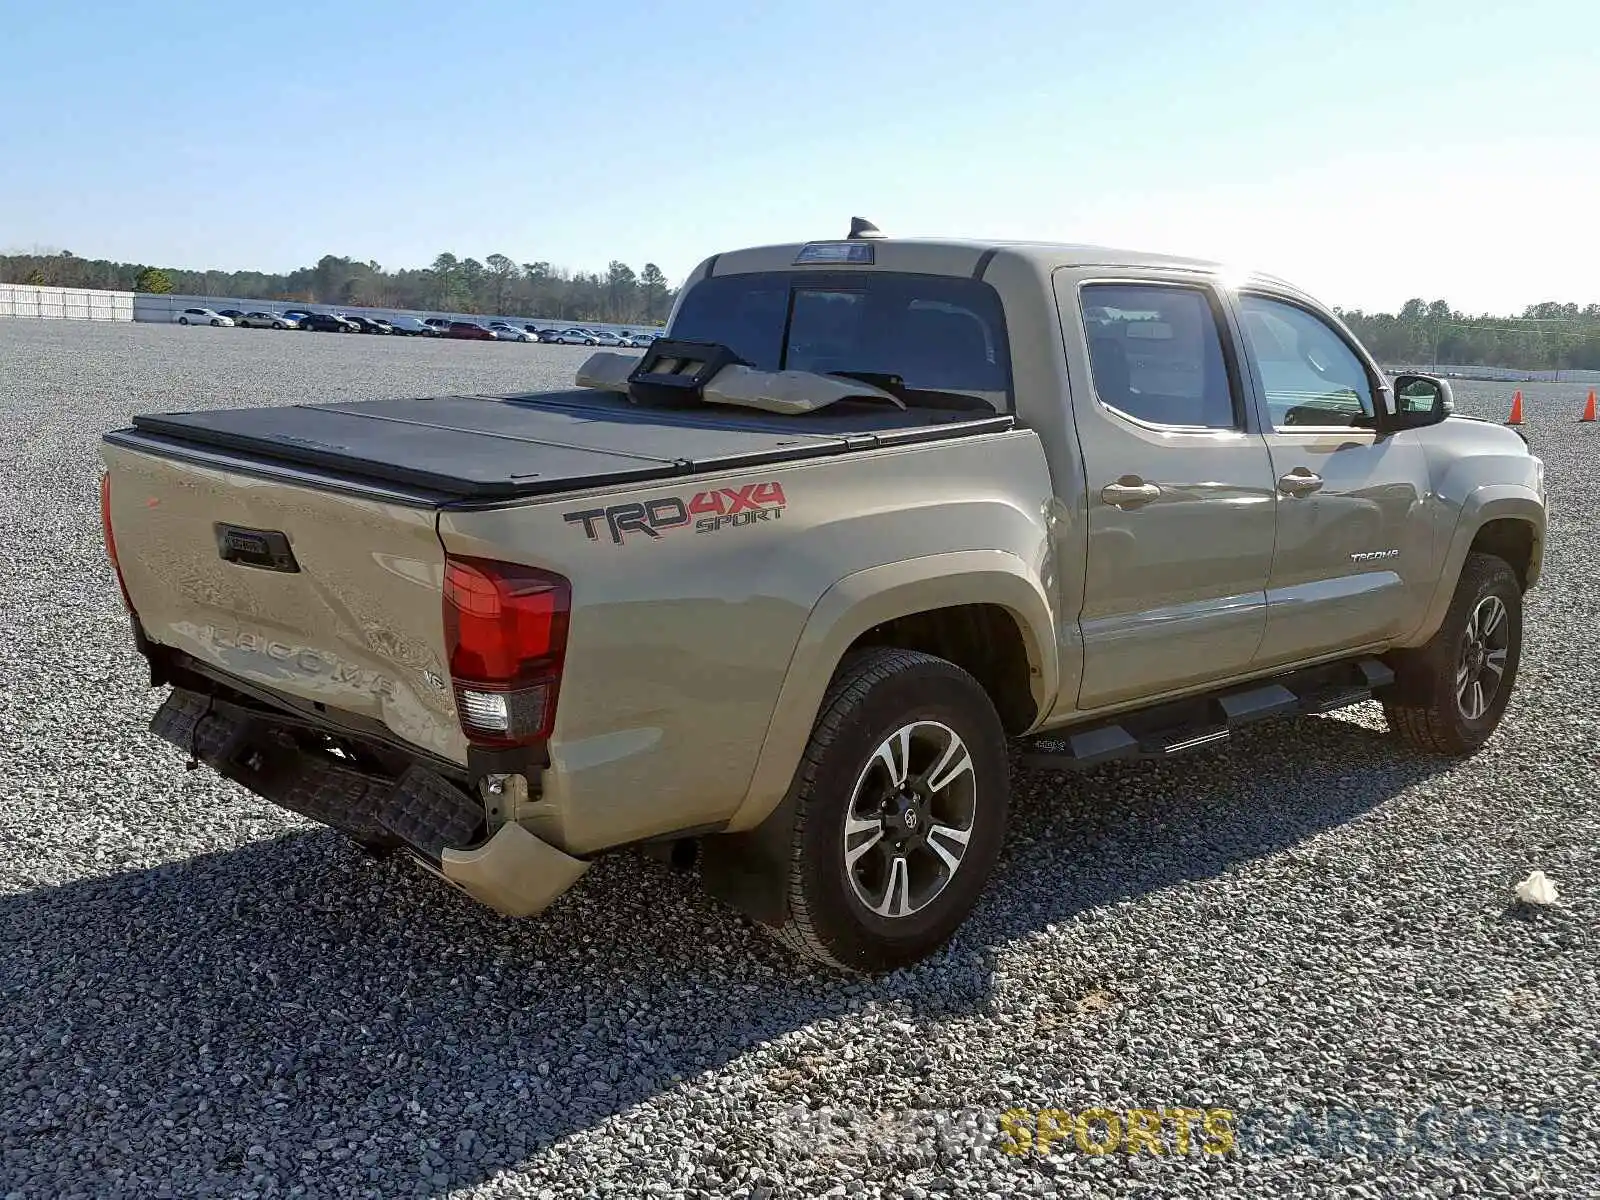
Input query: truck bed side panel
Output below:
<box><xmin>437</xmin><ymin>429</ymin><xmax>1055</xmax><ymax>855</ymax></box>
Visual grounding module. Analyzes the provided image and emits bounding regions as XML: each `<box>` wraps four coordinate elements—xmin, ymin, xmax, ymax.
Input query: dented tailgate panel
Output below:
<box><xmin>101</xmin><ymin>441</ymin><xmax>466</xmax><ymax>764</ymax></box>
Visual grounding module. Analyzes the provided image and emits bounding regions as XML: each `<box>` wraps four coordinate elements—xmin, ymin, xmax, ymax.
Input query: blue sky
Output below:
<box><xmin>2</xmin><ymin>0</ymin><xmax>1596</xmax><ymax>313</ymax></box>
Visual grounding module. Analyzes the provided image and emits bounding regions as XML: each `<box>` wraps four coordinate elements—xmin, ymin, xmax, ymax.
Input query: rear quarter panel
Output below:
<box><xmin>438</xmin><ymin>429</ymin><xmax>1055</xmax><ymax>854</ymax></box>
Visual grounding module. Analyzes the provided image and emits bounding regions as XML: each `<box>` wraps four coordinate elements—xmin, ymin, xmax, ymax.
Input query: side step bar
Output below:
<box><xmin>1018</xmin><ymin>656</ymin><xmax>1394</xmax><ymax>772</ymax></box>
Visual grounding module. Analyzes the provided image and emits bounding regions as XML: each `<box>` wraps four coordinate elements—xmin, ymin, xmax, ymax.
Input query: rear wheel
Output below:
<box><xmin>770</xmin><ymin>648</ymin><xmax>1009</xmax><ymax>972</ymax></box>
<box><xmin>1383</xmin><ymin>552</ymin><xmax>1522</xmax><ymax>754</ymax></box>
<box><xmin>178</xmin><ymin>316</ymin><xmax>189</xmax><ymax>325</ymax></box>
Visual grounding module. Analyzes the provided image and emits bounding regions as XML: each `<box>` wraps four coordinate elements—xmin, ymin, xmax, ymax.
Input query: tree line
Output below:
<box><xmin>0</xmin><ymin>250</ymin><xmax>678</xmax><ymax>324</ymax></box>
<box><xmin>1336</xmin><ymin>299</ymin><xmax>1600</xmax><ymax>372</ymax></box>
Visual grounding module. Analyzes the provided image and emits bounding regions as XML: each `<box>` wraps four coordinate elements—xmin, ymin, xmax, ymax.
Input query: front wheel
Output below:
<box><xmin>1383</xmin><ymin>552</ymin><xmax>1523</xmax><ymax>754</ymax></box>
<box><xmin>770</xmin><ymin>648</ymin><xmax>1009</xmax><ymax>972</ymax></box>
<box><xmin>211</xmin><ymin>319</ymin><xmax>221</xmax><ymax>326</ymax></box>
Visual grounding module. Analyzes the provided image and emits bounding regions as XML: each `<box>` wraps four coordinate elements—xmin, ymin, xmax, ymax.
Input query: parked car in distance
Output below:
<box><xmin>446</xmin><ymin>321</ymin><xmax>496</xmax><ymax>340</ymax></box>
<box><xmin>299</xmin><ymin>312</ymin><xmax>359</xmax><ymax>333</ymax></box>
<box><xmin>425</xmin><ymin>318</ymin><xmax>454</xmax><ymax>334</ymax></box>
<box><xmin>388</xmin><ymin>317</ymin><xmax>437</xmax><ymax>336</ymax></box>
<box><xmin>218</xmin><ymin>309</ymin><xmax>247</xmax><ymax>323</ymax></box>
<box><xmin>172</xmin><ymin>307</ymin><xmax>235</xmax><ymax>327</ymax></box>
<box><xmin>547</xmin><ymin>328</ymin><xmax>598</xmax><ymax>345</ymax></box>
<box><xmin>487</xmin><ymin>322</ymin><xmax>536</xmax><ymax>342</ymax></box>
<box><xmin>235</xmin><ymin>311</ymin><xmax>298</xmax><ymax>330</ymax></box>
<box><xmin>346</xmin><ymin>316</ymin><xmax>396</xmax><ymax>335</ymax></box>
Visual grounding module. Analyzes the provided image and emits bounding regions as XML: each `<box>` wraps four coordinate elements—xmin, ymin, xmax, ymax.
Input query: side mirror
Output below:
<box><xmin>1390</xmin><ymin>373</ymin><xmax>1453</xmax><ymax>429</ymax></box>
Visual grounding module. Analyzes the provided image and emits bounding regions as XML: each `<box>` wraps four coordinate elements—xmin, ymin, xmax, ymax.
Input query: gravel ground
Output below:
<box><xmin>0</xmin><ymin>319</ymin><xmax>1596</xmax><ymax>1199</ymax></box>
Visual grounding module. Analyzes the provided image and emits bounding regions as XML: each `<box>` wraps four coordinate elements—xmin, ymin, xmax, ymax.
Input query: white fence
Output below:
<box><xmin>1386</xmin><ymin>362</ymin><xmax>1600</xmax><ymax>385</ymax></box>
<box><xmin>0</xmin><ymin>283</ymin><xmax>133</xmax><ymax>321</ymax></box>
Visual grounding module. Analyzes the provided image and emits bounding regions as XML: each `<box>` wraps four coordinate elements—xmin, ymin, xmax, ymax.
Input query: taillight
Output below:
<box><xmin>100</xmin><ymin>473</ymin><xmax>135</xmax><ymax>612</ymax></box>
<box><xmin>442</xmin><ymin>554</ymin><xmax>571</xmax><ymax>747</ymax></box>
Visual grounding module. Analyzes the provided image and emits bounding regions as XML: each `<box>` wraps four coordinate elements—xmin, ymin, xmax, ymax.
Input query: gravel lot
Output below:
<box><xmin>1</xmin><ymin>319</ymin><xmax>1596</xmax><ymax>1199</ymax></box>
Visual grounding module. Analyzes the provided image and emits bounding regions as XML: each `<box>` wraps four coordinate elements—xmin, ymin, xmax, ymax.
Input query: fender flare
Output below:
<box><xmin>722</xmin><ymin>549</ymin><xmax>1058</xmax><ymax>833</ymax></box>
<box><xmin>1399</xmin><ymin>484</ymin><xmax>1544</xmax><ymax>648</ymax></box>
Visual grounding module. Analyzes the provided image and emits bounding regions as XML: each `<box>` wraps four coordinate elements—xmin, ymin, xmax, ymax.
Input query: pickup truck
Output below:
<box><xmin>99</xmin><ymin>220</ymin><xmax>1546</xmax><ymax>972</ymax></box>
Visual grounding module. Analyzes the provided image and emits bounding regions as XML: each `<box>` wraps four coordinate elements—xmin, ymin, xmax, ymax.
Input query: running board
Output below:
<box><xmin>1018</xmin><ymin>657</ymin><xmax>1394</xmax><ymax>772</ymax></box>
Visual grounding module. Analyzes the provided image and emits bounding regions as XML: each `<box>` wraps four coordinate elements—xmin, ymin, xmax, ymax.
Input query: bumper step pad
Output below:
<box><xmin>1019</xmin><ymin>656</ymin><xmax>1395</xmax><ymax>772</ymax></box>
<box><xmin>150</xmin><ymin>688</ymin><xmax>483</xmax><ymax>860</ymax></box>
<box><xmin>374</xmin><ymin>766</ymin><xmax>485</xmax><ymax>861</ymax></box>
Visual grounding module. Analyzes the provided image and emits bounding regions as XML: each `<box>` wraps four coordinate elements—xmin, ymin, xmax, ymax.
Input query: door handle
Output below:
<box><xmin>1101</xmin><ymin>478</ymin><xmax>1162</xmax><ymax>508</ymax></box>
<box><xmin>1278</xmin><ymin>468</ymin><xmax>1324</xmax><ymax>497</ymax></box>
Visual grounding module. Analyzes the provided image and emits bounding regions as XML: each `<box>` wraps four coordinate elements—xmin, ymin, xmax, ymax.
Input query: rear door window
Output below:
<box><xmin>670</xmin><ymin>270</ymin><xmax>1013</xmax><ymax>410</ymax></box>
<box><xmin>1079</xmin><ymin>283</ymin><xmax>1241</xmax><ymax>429</ymax></box>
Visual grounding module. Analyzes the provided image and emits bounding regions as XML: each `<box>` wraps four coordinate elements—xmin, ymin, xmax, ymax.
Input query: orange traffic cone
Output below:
<box><xmin>1506</xmin><ymin>390</ymin><xmax>1524</xmax><ymax>425</ymax></box>
<box><xmin>1582</xmin><ymin>390</ymin><xmax>1596</xmax><ymax>422</ymax></box>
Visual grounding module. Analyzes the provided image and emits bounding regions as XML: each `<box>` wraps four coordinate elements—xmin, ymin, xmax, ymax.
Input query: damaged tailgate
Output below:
<box><xmin>101</xmin><ymin>439</ymin><xmax>464</xmax><ymax>764</ymax></box>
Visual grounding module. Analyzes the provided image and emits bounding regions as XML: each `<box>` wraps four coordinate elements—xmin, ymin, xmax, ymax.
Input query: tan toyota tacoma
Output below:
<box><xmin>99</xmin><ymin>220</ymin><xmax>1546</xmax><ymax>971</ymax></box>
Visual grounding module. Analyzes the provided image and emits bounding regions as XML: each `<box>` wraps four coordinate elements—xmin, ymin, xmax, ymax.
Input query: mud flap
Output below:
<box><xmin>698</xmin><ymin>790</ymin><xmax>800</xmax><ymax>927</ymax></box>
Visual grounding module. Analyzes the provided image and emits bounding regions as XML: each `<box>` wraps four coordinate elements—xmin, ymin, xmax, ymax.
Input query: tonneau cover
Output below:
<box><xmin>124</xmin><ymin>389</ymin><xmax>1013</xmax><ymax>502</ymax></box>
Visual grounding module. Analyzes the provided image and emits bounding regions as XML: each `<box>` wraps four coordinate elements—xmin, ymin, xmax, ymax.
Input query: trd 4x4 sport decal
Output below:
<box><xmin>564</xmin><ymin>481</ymin><xmax>788</xmax><ymax>545</ymax></box>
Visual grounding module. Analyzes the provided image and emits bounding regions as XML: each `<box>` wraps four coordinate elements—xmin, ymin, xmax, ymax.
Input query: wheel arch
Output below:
<box><xmin>723</xmin><ymin>550</ymin><xmax>1058</xmax><ymax>835</ymax></box>
<box><xmin>1398</xmin><ymin>486</ymin><xmax>1544</xmax><ymax>648</ymax></box>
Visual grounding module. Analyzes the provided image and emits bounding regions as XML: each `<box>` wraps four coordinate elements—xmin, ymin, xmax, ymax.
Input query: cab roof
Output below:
<box><xmin>693</xmin><ymin>231</ymin><xmax>1302</xmax><ymax>295</ymax></box>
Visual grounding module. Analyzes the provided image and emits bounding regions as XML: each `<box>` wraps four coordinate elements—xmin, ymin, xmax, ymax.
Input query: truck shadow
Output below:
<box><xmin>0</xmin><ymin>711</ymin><xmax>1447</xmax><ymax>1196</ymax></box>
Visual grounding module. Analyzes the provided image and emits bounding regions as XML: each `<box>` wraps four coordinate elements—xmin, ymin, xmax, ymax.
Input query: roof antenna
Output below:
<box><xmin>848</xmin><ymin>217</ymin><xmax>886</xmax><ymax>241</ymax></box>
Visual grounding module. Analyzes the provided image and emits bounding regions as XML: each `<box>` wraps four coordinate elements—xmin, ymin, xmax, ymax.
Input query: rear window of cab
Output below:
<box><xmin>669</xmin><ymin>270</ymin><xmax>1013</xmax><ymax>411</ymax></box>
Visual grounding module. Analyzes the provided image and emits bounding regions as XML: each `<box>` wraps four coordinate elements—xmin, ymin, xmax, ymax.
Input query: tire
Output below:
<box><xmin>1383</xmin><ymin>551</ymin><xmax>1523</xmax><ymax>755</ymax></box>
<box><xmin>770</xmin><ymin>647</ymin><xmax>1009</xmax><ymax>972</ymax></box>
<box><xmin>178</xmin><ymin>317</ymin><xmax>189</xmax><ymax>325</ymax></box>
<box><xmin>211</xmin><ymin>319</ymin><xmax>221</xmax><ymax>327</ymax></box>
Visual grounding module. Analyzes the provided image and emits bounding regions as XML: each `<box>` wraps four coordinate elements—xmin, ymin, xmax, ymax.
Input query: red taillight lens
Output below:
<box><xmin>442</xmin><ymin>555</ymin><xmax>571</xmax><ymax>746</ymax></box>
<box><xmin>100</xmin><ymin>474</ymin><xmax>135</xmax><ymax>612</ymax></box>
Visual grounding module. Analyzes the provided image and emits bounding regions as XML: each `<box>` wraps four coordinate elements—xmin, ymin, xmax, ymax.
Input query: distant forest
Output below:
<box><xmin>1336</xmin><ymin>299</ymin><xmax>1600</xmax><ymax>372</ymax></box>
<box><xmin>0</xmin><ymin>250</ymin><xmax>677</xmax><ymax>325</ymax></box>
<box><xmin>4</xmin><ymin>249</ymin><xmax>1600</xmax><ymax>368</ymax></box>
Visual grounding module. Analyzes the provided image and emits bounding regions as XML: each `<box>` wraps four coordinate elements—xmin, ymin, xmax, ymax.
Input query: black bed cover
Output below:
<box><xmin>113</xmin><ymin>389</ymin><xmax>1014</xmax><ymax>504</ymax></box>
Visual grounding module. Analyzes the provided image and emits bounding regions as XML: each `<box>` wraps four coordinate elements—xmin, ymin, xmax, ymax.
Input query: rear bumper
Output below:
<box><xmin>150</xmin><ymin>686</ymin><xmax>588</xmax><ymax>918</ymax></box>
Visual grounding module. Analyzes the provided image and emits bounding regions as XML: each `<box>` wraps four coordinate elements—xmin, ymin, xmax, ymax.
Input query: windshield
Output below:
<box><xmin>669</xmin><ymin>270</ymin><xmax>1013</xmax><ymax>410</ymax></box>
